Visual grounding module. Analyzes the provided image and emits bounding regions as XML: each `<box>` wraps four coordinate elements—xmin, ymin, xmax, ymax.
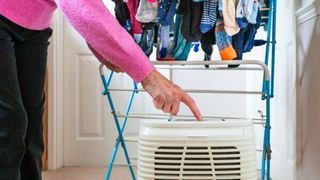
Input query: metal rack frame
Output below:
<box><xmin>100</xmin><ymin>60</ymin><xmax>272</xmax><ymax>180</ymax></box>
<box><xmin>100</xmin><ymin>0</ymin><xmax>277</xmax><ymax>179</ymax></box>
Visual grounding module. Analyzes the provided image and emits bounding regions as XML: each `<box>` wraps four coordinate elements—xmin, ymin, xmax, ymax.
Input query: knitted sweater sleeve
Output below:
<box><xmin>56</xmin><ymin>0</ymin><xmax>155</xmax><ymax>83</ymax></box>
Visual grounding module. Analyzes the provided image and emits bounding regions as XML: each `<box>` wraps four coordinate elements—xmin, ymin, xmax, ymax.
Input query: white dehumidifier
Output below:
<box><xmin>137</xmin><ymin>119</ymin><xmax>257</xmax><ymax>180</ymax></box>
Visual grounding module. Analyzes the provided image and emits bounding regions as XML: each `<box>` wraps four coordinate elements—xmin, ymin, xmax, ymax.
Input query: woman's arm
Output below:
<box><xmin>56</xmin><ymin>0</ymin><xmax>154</xmax><ymax>83</ymax></box>
<box><xmin>56</xmin><ymin>0</ymin><xmax>202</xmax><ymax>120</ymax></box>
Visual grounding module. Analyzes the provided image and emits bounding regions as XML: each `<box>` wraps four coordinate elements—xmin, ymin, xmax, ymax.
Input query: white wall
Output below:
<box><xmin>246</xmin><ymin>0</ymin><xmax>297</xmax><ymax>179</ymax></box>
<box><xmin>296</xmin><ymin>0</ymin><xmax>320</xmax><ymax>179</ymax></box>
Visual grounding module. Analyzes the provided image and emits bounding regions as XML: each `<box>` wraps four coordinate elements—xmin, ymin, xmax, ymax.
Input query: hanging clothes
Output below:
<box><xmin>159</xmin><ymin>25</ymin><xmax>171</xmax><ymax>58</ymax></box>
<box><xmin>201</xmin><ymin>28</ymin><xmax>216</xmax><ymax>68</ymax></box>
<box><xmin>112</xmin><ymin>0</ymin><xmax>132</xmax><ymax>33</ymax></box>
<box><xmin>157</xmin><ymin>0</ymin><xmax>170</xmax><ymax>24</ymax></box>
<box><xmin>171</xmin><ymin>4</ymin><xmax>192</xmax><ymax>61</ymax></box>
<box><xmin>215</xmin><ymin>18</ymin><xmax>237</xmax><ymax>60</ymax></box>
<box><xmin>200</xmin><ymin>0</ymin><xmax>218</xmax><ymax>33</ymax></box>
<box><xmin>243</xmin><ymin>9</ymin><xmax>261</xmax><ymax>53</ymax></box>
<box><xmin>221</xmin><ymin>0</ymin><xmax>240</xmax><ymax>36</ymax></box>
<box><xmin>127</xmin><ymin>0</ymin><xmax>142</xmax><ymax>43</ymax></box>
<box><xmin>139</xmin><ymin>23</ymin><xmax>157</xmax><ymax>57</ymax></box>
<box><xmin>181</xmin><ymin>0</ymin><xmax>203</xmax><ymax>42</ymax></box>
<box><xmin>201</xmin><ymin>28</ymin><xmax>216</xmax><ymax>57</ymax></box>
<box><xmin>158</xmin><ymin>0</ymin><xmax>178</xmax><ymax>26</ymax></box>
<box><xmin>136</xmin><ymin>0</ymin><xmax>158</xmax><ymax>23</ymax></box>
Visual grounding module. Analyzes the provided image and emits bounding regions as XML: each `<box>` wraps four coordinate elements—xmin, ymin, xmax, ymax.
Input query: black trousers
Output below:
<box><xmin>0</xmin><ymin>15</ymin><xmax>52</xmax><ymax>180</ymax></box>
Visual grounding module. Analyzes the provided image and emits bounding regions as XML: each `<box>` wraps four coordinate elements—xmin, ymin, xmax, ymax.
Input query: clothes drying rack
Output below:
<box><xmin>99</xmin><ymin>0</ymin><xmax>277</xmax><ymax>179</ymax></box>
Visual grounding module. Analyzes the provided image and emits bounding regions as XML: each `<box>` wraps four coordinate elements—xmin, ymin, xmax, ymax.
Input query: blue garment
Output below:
<box><xmin>172</xmin><ymin>14</ymin><xmax>192</xmax><ymax>60</ymax></box>
<box><xmin>232</xmin><ymin>27</ymin><xmax>247</xmax><ymax>60</ymax></box>
<box><xmin>159</xmin><ymin>0</ymin><xmax>178</xmax><ymax>26</ymax></box>
<box><xmin>193</xmin><ymin>43</ymin><xmax>200</xmax><ymax>52</ymax></box>
<box><xmin>176</xmin><ymin>43</ymin><xmax>192</xmax><ymax>60</ymax></box>
<box><xmin>157</xmin><ymin>0</ymin><xmax>170</xmax><ymax>22</ymax></box>
<box><xmin>243</xmin><ymin>10</ymin><xmax>261</xmax><ymax>53</ymax></box>
<box><xmin>160</xmin><ymin>25</ymin><xmax>171</xmax><ymax>58</ymax></box>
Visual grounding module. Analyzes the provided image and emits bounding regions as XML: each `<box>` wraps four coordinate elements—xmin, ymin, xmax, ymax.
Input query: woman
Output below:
<box><xmin>0</xmin><ymin>0</ymin><xmax>202</xmax><ymax>179</ymax></box>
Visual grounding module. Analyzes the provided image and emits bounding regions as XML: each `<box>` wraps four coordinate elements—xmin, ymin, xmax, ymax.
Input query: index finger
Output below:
<box><xmin>180</xmin><ymin>92</ymin><xmax>203</xmax><ymax>121</ymax></box>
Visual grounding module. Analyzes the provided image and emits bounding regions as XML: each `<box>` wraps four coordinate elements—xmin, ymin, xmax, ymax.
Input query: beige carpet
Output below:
<box><xmin>43</xmin><ymin>166</ymin><xmax>136</xmax><ymax>180</ymax></box>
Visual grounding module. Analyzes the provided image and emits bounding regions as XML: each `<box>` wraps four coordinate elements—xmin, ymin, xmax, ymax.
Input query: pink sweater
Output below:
<box><xmin>0</xmin><ymin>0</ymin><xmax>155</xmax><ymax>83</ymax></box>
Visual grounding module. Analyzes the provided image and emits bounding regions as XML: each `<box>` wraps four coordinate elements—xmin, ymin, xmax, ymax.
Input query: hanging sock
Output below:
<box><xmin>193</xmin><ymin>43</ymin><xmax>200</xmax><ymax>52</ymax></box>
<box><xmin>243</xmin><ymin>10</ymin><xmax>261</xmax><ymax>52</ymax></box>
<box><xmin>181</xmin><ymin>0</ymin><xmax>193</xmax><ymax>41</ymax></box>
<box><xmin>159</xmin><ymin>25</ymin><xmax>171</xmax><ymax>58</ymax></box>
<box><xmin>200</xmin><ymin>0</ymin><xmax>218</xmax><ymax>33</ymax></box>
<box><xmin>229</xmin><ymin>27</ymin><xmax>247</xmax><ymax>68</ymax></box>
<box><xmin>221</xmin><ymin>0</ymin><xmax>240</xmax><ymax>36</ymax></box>
<box><xmin>136</xmin><ymin>0</ymin><xmax>158</xmax><ymax>23</ymax></box>
<box><xmin>246</xmin><ymin>0</ymin><xmax>259</xmax><ymax>24</ymax></box>
<box><xmin>236</xmin><ymin>0</ymin><xmax>249</xmax><ymax>28</ymax></box>
<box><xmin>191</xmin><ymin>1</ymin><xmax>204</xmax><ymax>40</ymax></box>
<box><xmin>201</xmin><ymin>28</ymin><xmax>216</xmax><ymax>68</ymax></box>
<box><xmin>254</xmin><ymin>39</ymin><xmax>267</xmax><ymax>46</ymax></box>
<box><xmin>181</xmin><ymin>0</ymin><xmax>203</xmax><ymax>42</ymax></box>
<box><xmin>175</xmin><ymin>42</ymin><xmax>193</xmax><ymax>60</ymax></box>
<box><xmin>157</xmin><ymin>0</ymin><xmax>171</xmax><ymax>22</ymax></box>
<box><xmin>215</xmin><ymin>18</ymin><xmax>237</xmax><ymax>60</ymax></box>
<box><xmin>127</xmin><ymin>0</ymin><xmax>142</xmax><ymax>43</ymax></box>
<box><xmin>113</xmin><ymin>0</ymin><xmax>132</xmax><ymax>33</ymax></box>
<box><xmin>139</xmin><ymin>23</ymin><xmax>156</xmax><ymax>57</ymax></box>
<box><xmin>232</xmin><ymin>27</ymin><xmax>246</xmax><ymax>60</ymax></box>
<box><xmin>159</xmin><ymin>0</ymin><xmax>178</xmax><ymax>26</ymax></box>
<box><xmin>200</xmin><ymin>28</ymin><xmax>216</xmax><ymax>55</ymax></box>
<box><xmin>171</xmin><ymin>6</ymin><xmax>192</xmax><ymax>61</ymax></box>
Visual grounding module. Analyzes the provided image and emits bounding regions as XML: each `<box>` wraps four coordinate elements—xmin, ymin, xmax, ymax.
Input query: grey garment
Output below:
<box><xmin>0</xmin><ymin>15</ymin><xmax>52</xmax><ymax>180</ymax></box>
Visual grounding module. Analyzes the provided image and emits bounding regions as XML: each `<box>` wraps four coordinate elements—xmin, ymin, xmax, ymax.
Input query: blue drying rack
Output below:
<box><xmin>99</xmin><ymin>0</ymin><xmax>277</xmax><ymax>179</ymax></box>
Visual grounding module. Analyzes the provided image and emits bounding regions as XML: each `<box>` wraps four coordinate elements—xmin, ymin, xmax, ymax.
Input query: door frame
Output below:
<box><xmin>47</xmin><ymin>10</ymin><xmax>64</xmax><ymax>170</ymax></box>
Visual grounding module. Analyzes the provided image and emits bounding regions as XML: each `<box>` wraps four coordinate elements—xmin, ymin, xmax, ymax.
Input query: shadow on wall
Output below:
<box><xmin>296</xmin><ymin>2</ymin><xmax>320</xmax><ymax>179</ymax></box>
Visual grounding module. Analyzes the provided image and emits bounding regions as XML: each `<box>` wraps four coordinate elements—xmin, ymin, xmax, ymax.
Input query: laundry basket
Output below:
<box><xmin>137</xmin><ymin>119</ymin><xmax>257</xmax><ymax>180</ymax></box>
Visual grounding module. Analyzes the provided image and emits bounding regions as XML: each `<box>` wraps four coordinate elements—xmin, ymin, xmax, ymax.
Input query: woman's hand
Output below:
<box><xmin>141</xmin><ymin>70</ymin><xmax>203</xmax><ymax>120</ymax></box>
<box><xmin>103</xmin><ymin>60</ymin><xmax>123</xmax><ymax>73</ymax></box>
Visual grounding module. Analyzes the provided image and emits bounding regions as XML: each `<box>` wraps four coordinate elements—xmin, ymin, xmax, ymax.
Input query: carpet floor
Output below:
<box><xmin>43</xmin><ymin>166</ymin><xmax>136</xmax><ymax>180</ymax></box>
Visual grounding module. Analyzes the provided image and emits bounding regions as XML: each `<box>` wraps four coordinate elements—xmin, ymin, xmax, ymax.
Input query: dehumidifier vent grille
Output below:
<box><xmin>153</xmin><ymin>146</ymin><xmax>241</xmax><ymax>180</ymax></box>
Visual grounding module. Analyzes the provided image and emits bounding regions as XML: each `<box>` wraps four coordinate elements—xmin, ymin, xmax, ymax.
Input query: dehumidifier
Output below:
<box><xmin>137</xmin><ymin>119</ymin><xmax>257</xmax><ymax>180</ymax></box>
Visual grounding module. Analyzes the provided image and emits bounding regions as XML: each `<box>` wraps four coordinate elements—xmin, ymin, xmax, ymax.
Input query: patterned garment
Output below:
<box><xmin>215</xmin><ymin>18</ymin><xmax>237</xmax><ymax>60</ymax></box>
<box><xmin>200</xmin><ymin>0</ymin><xmax>218</xmax><ymax>33</ymax></box>
<box><xmin>157</xmin><ymin>0</ymin><xmax>171</xmax><ymax>22</ymax></box>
